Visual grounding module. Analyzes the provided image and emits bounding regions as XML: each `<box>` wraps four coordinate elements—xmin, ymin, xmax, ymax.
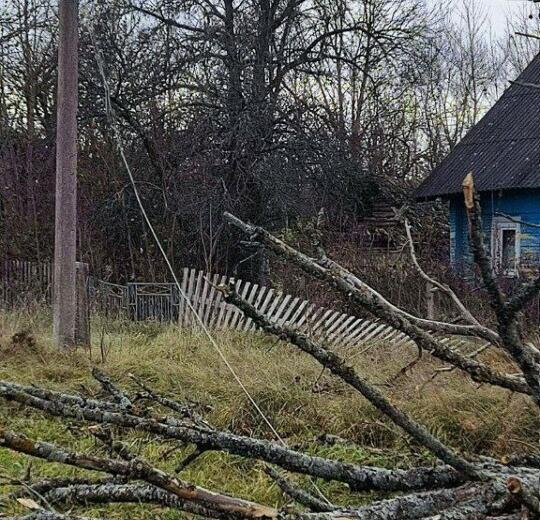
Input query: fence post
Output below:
<box><xmin>75</xmin><ymin>262</ymin><xmax>90</xmax><ymax>347</ymax></box>
<box><xmin>127</xmin><ymin>283</ymin><xmax>137</xmax><ymax>320</ymax></box>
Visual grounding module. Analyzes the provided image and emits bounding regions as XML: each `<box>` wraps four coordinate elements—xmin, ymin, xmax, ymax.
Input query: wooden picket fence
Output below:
<box><xmin>0</xmin><ymin>258</ymin><xmax>53</xmax><ymax>306</ymax></box>
<box><xmin>88</xmin><ymin>272</ymin><xmax>417</xmax><ymax>348</ymax></box>
<box><xmin>1</xmin><ymin>259</ymin><xmax>415</xmax><ymax>348</ymax></box>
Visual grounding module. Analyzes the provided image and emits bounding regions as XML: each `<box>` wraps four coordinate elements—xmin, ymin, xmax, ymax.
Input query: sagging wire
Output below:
<box><xmin>84</xmin><ymin>3</ymin><xmax>331</xmax><ymax>505</ymax></box>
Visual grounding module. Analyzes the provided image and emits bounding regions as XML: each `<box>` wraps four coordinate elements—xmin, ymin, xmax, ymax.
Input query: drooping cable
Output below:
<box><xmin>85</xmin><ymin>7</ymin><xmax>331</xmax><ymax>504</ymax></box>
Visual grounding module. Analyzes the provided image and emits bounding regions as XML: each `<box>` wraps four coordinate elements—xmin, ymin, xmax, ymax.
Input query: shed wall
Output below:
<box><xmin>449</xmin><ymin>189</ymin><xmax>540</xmax><ymax>268</ymax></box>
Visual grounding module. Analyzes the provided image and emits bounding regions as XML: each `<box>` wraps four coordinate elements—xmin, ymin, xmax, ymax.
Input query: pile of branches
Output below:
<box><xmin>2</xmin><ymin>178</ymin><xmax>540</xmax><ymax>519</ymax></box>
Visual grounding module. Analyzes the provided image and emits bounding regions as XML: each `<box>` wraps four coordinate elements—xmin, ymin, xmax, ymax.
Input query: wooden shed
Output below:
<box><xmin>415</xmin><ymin>53</ymin><xmax>540</xmax><ymax>275</ymax></box>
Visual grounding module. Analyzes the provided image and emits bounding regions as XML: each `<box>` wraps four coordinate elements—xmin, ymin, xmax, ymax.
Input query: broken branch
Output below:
<box><xmin>221</xmin><ymin>283</ymin><xmax>484</xmax><ymax>479</ymax></box>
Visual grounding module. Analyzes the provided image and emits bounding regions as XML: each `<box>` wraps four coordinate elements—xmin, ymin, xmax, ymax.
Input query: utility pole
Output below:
<box><xmin>53</xmin><ymin>0</ymin><xmax>78</xmax><ymax>349</ymax></box>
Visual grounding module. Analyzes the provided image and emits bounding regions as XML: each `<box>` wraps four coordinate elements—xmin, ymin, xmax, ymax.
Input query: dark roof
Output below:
<box><xmin>415</xmin><ymin>53</ymin><xmax>540</xmax><ymax>199</ymax></box>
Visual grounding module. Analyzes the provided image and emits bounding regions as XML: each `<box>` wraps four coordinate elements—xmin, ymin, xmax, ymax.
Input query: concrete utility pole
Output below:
<box><xmin>53</xmin><ymin>0</ymin><xmax>79</xmax><ymax>349</ymax></box>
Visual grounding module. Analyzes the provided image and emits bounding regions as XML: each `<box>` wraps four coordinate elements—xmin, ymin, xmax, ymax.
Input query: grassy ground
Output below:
<box><xmin>0</xmin><ymin>308</ymin><xmax>539</xmax><ymax>517</ymax></box>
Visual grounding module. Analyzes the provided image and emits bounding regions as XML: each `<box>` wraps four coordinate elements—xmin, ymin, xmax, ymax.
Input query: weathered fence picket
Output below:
<box><xmin>0</xmin><ymin>259</ymin><xmax>417</xmax><ymax>348</ymax></box>
<box><xmin>0</xmin><ymin>259</ymin><xmax>53</xmax><ymax>306</ymax></box>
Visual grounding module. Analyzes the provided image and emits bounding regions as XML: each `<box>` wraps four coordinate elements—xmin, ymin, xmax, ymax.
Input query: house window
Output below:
<box><xmin>491</xmin><ymin>217</ymin><xmax>520</xmax><ymax>276</ymax></box>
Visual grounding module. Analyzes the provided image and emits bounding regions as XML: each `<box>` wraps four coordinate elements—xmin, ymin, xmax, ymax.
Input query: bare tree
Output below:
<box><xmin>0</xmin><ymin>0</ymin><xmax>535</xmax><ymax>288</ymax></box>
<box><xmin>417</xmin><ymin>0</ymin><xmax>505</xmax><ymax>170</ymax></box>
<box><xmin>504</xmin><ymin>3</ymin><xmax>540</xmax><ymax>79</ymax></box>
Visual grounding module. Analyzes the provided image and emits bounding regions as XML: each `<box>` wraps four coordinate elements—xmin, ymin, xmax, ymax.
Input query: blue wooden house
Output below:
<box><xmin>415</xmin><ymin>53</ymin><xmax>540</xmax><ymax>276</ymax></box>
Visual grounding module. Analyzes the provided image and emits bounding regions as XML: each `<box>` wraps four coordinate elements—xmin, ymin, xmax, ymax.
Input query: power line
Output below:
<box><xmin>85</xmin><ymin>8</ymin><xmax>332</xmax><ymax>504</ymax></box>
<box><xmin>86</xmin><ymin>24</ymin><xmax>284</xmax><ymax>446</ymax></box>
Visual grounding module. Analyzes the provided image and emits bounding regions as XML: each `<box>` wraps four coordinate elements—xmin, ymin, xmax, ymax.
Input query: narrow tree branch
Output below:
<box><xmin>129</xmin><ymin>373</ymin><xmax>211</xmax><ymax>428</ymax></box>
<box><xmin>495</xmin><ymin>212</ymin><xmax>540</xmax><ymax>230</ymax></box>
<box><xmin>264</xmin><ymin>466</ymin><xmax>336</xmax><ymax>512</ymax></box>
<box><xmin>221</xmin><ymin>284</ymin><xmax>484</xmax><ymax>479</ymax></box>
<box><xmin>428</xmin><ymin>342</ymin><xmax>492</xmax><ymax>383</ymax></box>
<box><xmin>125</xmin><ymin>2</ymin><xmax>207</xmax><ymax>34</ymax></box>
<box><xmin>2</xmin><ymin>380</ymin><xmax>123</xmax><ymax>413</ymax></box>
<box><xmin>510</xmin><ymin>80</ymin><xmax>540</xmax><ymax>91</ymax></box>
<box><xmin>92</xmin><ymin>368</ymin><xmax>132</xmax><ymax>410</ymax></box>
<box><xmin>404</xmin><ymin>219</ymin><xmax>482</xmax><ymax>327</ymax></box>
<box><xmin>222</xmin><ymin>212</ymin><xmax>529</xmax><ymax>396</ymax></box>
<box><xmin>515</xmin><ymin>31</ymin><xmax>540</xmax><ymax>41</ymax></box>
<box><xmin>175</xmin><ymin>447</ymin><xmax>207</xmax><ymax>473</ymax></box>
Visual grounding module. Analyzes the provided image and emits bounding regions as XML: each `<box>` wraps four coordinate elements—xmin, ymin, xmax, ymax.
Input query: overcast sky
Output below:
<box><xmin>483</xmin><ymin>0</ymin><xmax>528</xmax><ymax>33</ymax></box>
<box><xmin>430</xmin><ymin>0</ymin><xmax>538</xmax><ymax>35</ymax></box>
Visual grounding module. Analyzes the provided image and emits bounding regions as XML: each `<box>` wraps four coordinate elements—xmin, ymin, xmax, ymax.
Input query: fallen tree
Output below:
<box><xmin>2</xmin><ymin>176</ymin><xmax>540</xmax><ymax>519</ymax></box>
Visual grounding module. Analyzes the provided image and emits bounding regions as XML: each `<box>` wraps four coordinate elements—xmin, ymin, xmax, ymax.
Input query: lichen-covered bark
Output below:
<box><xmin>222</xmin><ymin>212</ymin><xmax>530</xmax><ymax>397</ymax></box>
<box><xmin>300</xmin><ymin>483</ymin><xmax>499</xmax><ymax>520</ymax></box>
<box><xmin>0</xmin><ymin>381</ymin><xmax>466</xmax><ymax>492</ymax></box>
<box><xmin>92</xmin><ymin>368</ymin><xmax>133</xmax><ymax>410</ymax></box>
<box><xmin>41</xmin><ymin>483</ymin><xmax>236</xmax><ymax>519</ymax></box>
<box><xmin>5</xmin><ymin>513</ymin><xmax>104</xmax><ymax>520</ymax></box>
<box><xmin>0</xmin><ymin>427</ymin><xmax>277</xmax><ymax>519</ymax></box>
<box><xmin>3</xmin><ymin>376</ymin><xmax>540</xmax><ymax>519</ymax></box>
<box><xmin>223</xmin><ymin>286</ymin><xmax>481</xmax><ymax>479</ymax></box>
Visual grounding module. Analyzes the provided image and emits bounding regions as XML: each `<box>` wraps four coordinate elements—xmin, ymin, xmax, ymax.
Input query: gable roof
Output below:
<box><xmin>415</xmin><ymin>53</ymin><xmax>540</xmax><ymax>199</ymax></box>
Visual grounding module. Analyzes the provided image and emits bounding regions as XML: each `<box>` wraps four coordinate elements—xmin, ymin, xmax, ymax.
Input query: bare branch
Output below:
<box><xmin>515</xmin><ymin>31</ymin><xmax>540</xmax><ymax>41</ymax></box>
<box><xmin>129</xmin><ymin>373</ymin><xmax>212</xmax><ymax>428</ymax></box>
<box><xmin>124</xmin><ymin>2</ymin><xmax>207</xmax><ymax>34</ymax></box>
<box><xmin>222</xmin><ymin>212</ymin><xmax>529</xmax><ymax>396</ymax></box>
<box><xmin>428</xmin><ymin>342</ymin><xmax>492</xmax><ymax>383</ymax></box>
<box><xmin>495</xmin><ymin>212</ymin><xmax>540</xmax><ymax>230</ymax></box>
<box><xmin>221</xmin><ymin>284</ymin><xmax>484</xmax><ymax>479</ymax></box>
<box><xmin>0</xmin><ymin>380</ymin><xmax>466</xmax><ymax>492</ymax></box>
<box><xmin>264</xmin><ymin>466</ymin><xmax>336</xmax><ymax>512</ymax></box>
<box><xmin>175</xmin><ymin>447</ymin><xmax>207</xmax><ymax>473</ymax></box>
<box><xmin>509</xmin><ymin>80</ymin><xmax>540</xmax><ymax>91</ymax></box>
<box><xmin>92</xmin><ymin>368</ymin><xmax>132</xmax><ymax>410</ymax></box>
<box><xmin>404</xmin><ymin>219</ymin><xmax>482</xmax><ymax>327</ymax></box>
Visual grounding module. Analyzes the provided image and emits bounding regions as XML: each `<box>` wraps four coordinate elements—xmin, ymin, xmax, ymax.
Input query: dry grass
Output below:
<box><xmin>0</xmin><ymin>308</ymin><xmax>539</xmax><ymax>517</ymax></box>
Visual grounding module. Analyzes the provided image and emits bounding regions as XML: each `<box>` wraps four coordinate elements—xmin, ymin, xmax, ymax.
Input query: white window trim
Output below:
<box><xmin>491</xmin><ymin>216</ymin><xmax>521</xmax><ymax>277</ymax></box>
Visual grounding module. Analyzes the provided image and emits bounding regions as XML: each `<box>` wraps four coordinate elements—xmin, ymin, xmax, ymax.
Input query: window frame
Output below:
<box><xmin>491</xmin><ymin>216</ymin><xmax>521</xmax><ymax>277</ymax></box>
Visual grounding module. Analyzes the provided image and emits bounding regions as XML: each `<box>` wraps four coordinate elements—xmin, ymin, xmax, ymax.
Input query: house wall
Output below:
<box><xmin>449</xmin><ymin>189</ymin><xmax>540</xmax><ymax>268</ymax></box>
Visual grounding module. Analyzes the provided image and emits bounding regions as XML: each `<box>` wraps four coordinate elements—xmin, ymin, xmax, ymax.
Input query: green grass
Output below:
<box><xmin>0</xmin><ymin>308</ymin><xmax>538</xmax><ymax>517</ymax></box>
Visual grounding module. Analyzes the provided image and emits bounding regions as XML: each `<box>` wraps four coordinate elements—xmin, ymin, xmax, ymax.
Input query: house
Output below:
<box><xmin>415</xmin><ymin>53</ymin><xmax>540</xmax><ymax>275</ymax></box>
